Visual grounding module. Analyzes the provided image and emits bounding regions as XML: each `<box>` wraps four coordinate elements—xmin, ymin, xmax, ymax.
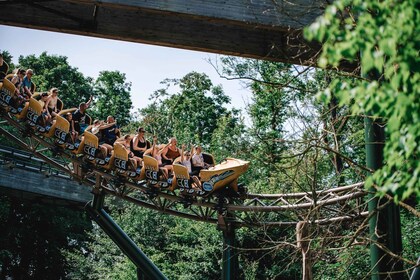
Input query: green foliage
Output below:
<box><xmin>18</xmin><ymin>52</ymin><xmax>94</xmax><ymax>108</ymax></box>
<box><xmin>209</xmin><ymin>114</ymin><xmax>247</xmax><ymax>162</ymax></box>
<box><xmin>218</xmin><ymin>59</ymin><xmax>296</xmax><ymax>186</ymax></box>
<box><xmin>400</xmin><ymin>206</ymin><xmax>420</xmax><ymax>271</ymax></box>
<box><xmin>305</xmin><ymin>0</ymin><xmax>420</xmax><ymax>201</ymax></box>
<box><xmin>91</xmin><ymin>70</ymin><xmax>133</xmax><ymax>126</ymax></box>
<box><xmin>162</xmin><ymin>218</ymin><xmax>222</xmax><ymax>279</ymax></box>
<box><xmin>313</xmin><ymin>244</ymin><xmax>370</xmax><ymax>280</ymax></box>
<box><xmin>0</xmin><ymin>50</ymin><xmax>16</xmax><ymax>71</ymax></box>
<box><xmin>0</xmin><ymin>195</ymin><xmax>92</xmax><ymax>279</ymax></box>
<box><xmin>138</xmin><ymin>71</ymin><xmax>243</xmax><ymax>149</ymax></box>
<box><xmin>2</xmin><ymin>26</ymin><xmax>418</xmax><ymax>280</ymax></box>
<box><xmin>236</xmin><ymin>226</ymin><xmax>301</xmax><ymax>280</ymax></box>
<box><xmin>65</xmin><ymin>199</ymin><xmax>223</xmax><ymax>280</ymax></box>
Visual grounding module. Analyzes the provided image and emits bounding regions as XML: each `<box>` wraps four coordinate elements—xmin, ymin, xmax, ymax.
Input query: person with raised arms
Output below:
<box><xmin>102</xmin><ymin>115</ymin><xmax>120</xmax><ymax>145</ymax></box>
<box><xmin>161</xmin><ymin>137</ymin><xmax>181</xmax><ymax>165</ymax></box>
<box><xmin>72</xmin><ymin>95</ymin><xmax>93</xmax><ymax>134</ymax></box>
<box><xmin>85</xmin><ymin>119</ymin><xmax>114</xmax><ymax>157</ymax></box>
<box><xmin>150</xmin><ymin>135</ymin><xmax>170</xmax><ymax>179</ymax></box>
<box><xmin>115</xmin><ymin>134</ymin><xmax>142</xmax><ymax>171</ymax></box>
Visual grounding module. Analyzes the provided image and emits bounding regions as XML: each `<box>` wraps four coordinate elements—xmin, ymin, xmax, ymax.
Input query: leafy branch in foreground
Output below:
<box><xmin>305</xmin><ymin>0</ymin><xmax>419</xmax><ymax>202</ymax></box>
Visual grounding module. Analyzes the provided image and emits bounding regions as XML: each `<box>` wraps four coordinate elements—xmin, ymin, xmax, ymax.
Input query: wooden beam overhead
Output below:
<box><xmin>0</xmin><ymin>0</ymin><xmax>334</xmax><ymax>67</ymax></box>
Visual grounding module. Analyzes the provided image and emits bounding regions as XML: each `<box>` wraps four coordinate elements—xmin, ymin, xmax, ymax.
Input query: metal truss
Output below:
<box><xmin>0</xmin><ymin>110</ymin><xmax>369</xmax><ymax>228</ymax></box>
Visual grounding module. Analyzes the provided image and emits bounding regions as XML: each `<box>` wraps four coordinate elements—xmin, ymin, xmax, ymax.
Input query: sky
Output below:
<box><xmin>0</xmin><ymin>25</ymin><xmax>251</xmax><ymax>117</ymax></box>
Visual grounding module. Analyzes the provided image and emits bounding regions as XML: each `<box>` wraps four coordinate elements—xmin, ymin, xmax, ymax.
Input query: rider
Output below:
<box><xmin>45</xmin><ymin>88</ymin><xmax>59</xmax><ymax>119</ymax></box>
<box><xmin>65</xmin><ymin>112</ymin><xmax>78</xmax><ymax>143</ymax></box>
<box><xmin>116</xmin><ymin>134</ymin><xmax>142</xmax><ymax>171</ymax></box>
<box><xmin>130</xmin><ymin>127</ymin><xmax>150</xmax><ymax>158</ymax></box>
<box><xmin>72</xmin><ymin>96</ymin><xmax>93</xmax><ymax>134</ymax></box>
<box><xmin>21</xmin><ymin>69</ymin><xmax>33</xmax><ymax>99</ymax></box>
<box><xmin>150</xmin><ymin>136</ymin><xmax>170</xmax><ymax>179</ymax></box>
<box><xmin>85</xmin><ymin>120</ymin><xmax>113</xmax><ymax>158</ymax></box>
<box><xmin>9</xmin><ymin>68</ymin><xmax>25</xmax><ymax>94</ymax></box>
<box><xmin>161</xmin><ymin>137</ymin><xmax>180</xmax><ymax>165</ymax></box>
<box><xmin>180</xmin><ymin>144</ymin><xmax>201</xmax><ymax>190</ymax></box>
<box><xmin>39</xmin><ymin>92</ymin><xmax>51</xmax><ymax>124</ymax></box>
<box><xmin>191</xmin><ymin>145</ymin><xmax>211</xmax><ymax>175</ymax></box>
<box><xmin>0</xmin><ymin>54</ymin><xmax>9</xmax><ymax>80</ymax></box>
<box><xmin>102</xmin><ymin>115</ymin><xmax>120</xmax><ymax>145</ymax></box>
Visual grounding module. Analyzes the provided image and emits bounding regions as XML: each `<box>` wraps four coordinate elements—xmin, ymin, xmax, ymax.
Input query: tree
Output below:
<box><xmin>91</xmin><ymin>70</ymin><xmax>133</xmax><ymax>126</ymax></box>
<box><xmin>209</xmin><ymin>114</ymin><xmax>247</xmax><ymax>162</ymax></box>
<box><xmin>65</xmin><ymin>199</ymin><xmax>224</xmax><ymax>280</ymax></box>
<box><xmin>0</xmin><ymin>195</ymin><xmax>92</xmax><ymax>279</ymax></box>
<box><xmin>18</xmin><ymin>52</ymin><xmax>93</xmax><ymax>108</ymax></box>
<box><xmin>304</xmin><ymin>0</ymin><xmax>419</xmax><ymax>201</ymax></box>
<box><xmin>0</xmin><ymin>50</ymin><xmax>16</xmax><ymax>72</ymax></box>
<box><xmin>138</xmin><ymin>72</ymin><xmax>242</xmax><ymax>147</ymax></box>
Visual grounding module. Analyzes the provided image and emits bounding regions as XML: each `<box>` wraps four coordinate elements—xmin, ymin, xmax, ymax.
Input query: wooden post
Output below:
<box><xmin>297</xmin><ymin>221</ymin><xmax>312</xmax><ymax>280</ymax></box>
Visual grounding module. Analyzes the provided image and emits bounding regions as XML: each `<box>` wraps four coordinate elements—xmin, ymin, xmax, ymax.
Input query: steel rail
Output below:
<box><xmin>0</xmin><ymin>110</ymin><xmax>369</xmax><ymax>227</ymax></box>
<box><xmin>244</xmin><ymin>182</ymin><xmax>365</xmax><ymax>200</ymax></box>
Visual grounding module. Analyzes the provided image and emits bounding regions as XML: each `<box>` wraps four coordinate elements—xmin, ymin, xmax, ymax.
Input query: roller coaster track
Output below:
<box><xmin>0</xmin><ymin>110</ymin><xmax>369</xmax><ymax>228</ymax></box>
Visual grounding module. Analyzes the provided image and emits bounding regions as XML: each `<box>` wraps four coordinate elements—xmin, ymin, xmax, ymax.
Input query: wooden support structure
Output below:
<box><xmin>0</xmin><ymin>0</ymin><xmax>354</xmax><ymax>70</ymax></box>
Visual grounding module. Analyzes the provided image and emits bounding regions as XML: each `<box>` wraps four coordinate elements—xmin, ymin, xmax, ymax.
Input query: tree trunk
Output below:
<box><xmin>297</xmin><ymin>221</ymin><xmax>312</xmax><ymax>280</ymax></box>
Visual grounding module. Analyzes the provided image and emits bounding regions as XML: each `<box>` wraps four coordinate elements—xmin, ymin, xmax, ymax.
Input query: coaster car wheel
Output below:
<box><xmin>179</xmin><ymin>196</ymin><xmax>195</xmax><ymax>208</ymax></box>
<box><xmin>50</xmin><ymin>145</ymin><xmax>63</xmax><ymax>157</ymax></box>
<box><xmin>237</xmin><ymin>183</ymin><xmax>247</xmax><ymax>196</ymax></box>
<box><xmin>146</xmin><ymin>187</ymin><xmax>159</xmax><ymax>199</ymax></box>
<box><xmin>214</xmin><ymin>196</ymin><xmax>229</xmax><ymax>215</ymax></box>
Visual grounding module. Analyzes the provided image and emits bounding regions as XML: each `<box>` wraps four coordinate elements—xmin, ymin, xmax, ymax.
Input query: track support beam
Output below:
<box><xmin>365</xmin><ymin>116</ymin><xmax>403</xmax><ymax>280</ymax></box>
<box><xmin>87</xmin><ymin>190</ymin><xmax>167</xmax><ymax>280</ymax></box>
<box><xmin>219</xmin><ymin>214</ymin><xmax>239</xmax><ymax>280</ymax></box>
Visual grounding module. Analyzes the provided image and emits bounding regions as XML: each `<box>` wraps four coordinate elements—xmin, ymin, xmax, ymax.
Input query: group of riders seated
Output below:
<box><xmin>112</xmin><ymin>131</ymin><xmax>212</xmax><ymax>189</ymax></box>
<box><xmin>0</xmin><ymin>58</ymin><xmax>214</xmax><ymax>191</ymax></box>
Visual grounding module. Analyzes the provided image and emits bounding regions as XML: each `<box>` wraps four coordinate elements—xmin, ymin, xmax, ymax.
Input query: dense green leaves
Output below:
<box><xmin>0</xmin><ymin>195</ymin><xmax>92</xmax><ymax>279</ymax></box>
<box><xmin>18</xmin><ymin>52</ymin><xmax>93</xmax><ymax>108</ymax></box>
<box><xmin>138</xmin><ymin>71</ymin><xmax>244</xmax><ymax>153</ymax></box>
<box><xmin>305</xmin><ymin>0</ymin><xmax>420</xmax><ymax>201</ymax></box>
<box><xmin>91</xmin><ymin>70</ymin><xmax>133</xmax><ymax>126</ymax></box>
<box><xmin>2</xmin><ymin>9</ymin><xmax>419</xmax><ymax>277</ymax></box>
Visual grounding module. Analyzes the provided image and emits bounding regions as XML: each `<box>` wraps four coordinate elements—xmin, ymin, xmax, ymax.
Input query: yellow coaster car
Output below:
<box><xmin>47</xmin><ymin>115</ymin><xmax>71</xmax><ymax>148</ymax></box>
<box><xmin>82</xmin><ymin>131</ymin><xmax>113</xmax><ymax>169</ymax></box>
<box><xmin>112</xmin><ymin>143</ymin><xmax>135</xmax><ymax>177</ymax></box>
<box><xmin>26</xmin><ymin>97</ymin><xmax>47</xmax><ymax>132</ymax></box>
<box><xmin>200</xmin><ymin>158</ymin><xmax>249</xmax><ymax>193</ymax></box>
<box><xmin>172</xmin><ymin>163</ymin><xmax>206</xmax><ymax>196</ymax></box>
<box><xmin>142</xmin><ymin>155</ymin><xmax>172</xmax><ymax>189</ymax></box>
<box><xmin>172</xmin><ymin>158</ymin><xmax>249</xmax><ymax>196</ymax></box>
<box><xmin>0</xmin><ymin>78</ymin><xmax>21</xmax><ymax>115</ymax></box>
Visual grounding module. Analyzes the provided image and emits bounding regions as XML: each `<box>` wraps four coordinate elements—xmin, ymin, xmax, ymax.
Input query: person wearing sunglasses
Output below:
<box><xmin>45</xmin><ymin>88</ymin><xmax>59</xmax><ymax>119</ymax></box>
<box><xmin>21</xmin><ymin>69</ymin><xmax>33</xmax><ymax>99</ymax></box>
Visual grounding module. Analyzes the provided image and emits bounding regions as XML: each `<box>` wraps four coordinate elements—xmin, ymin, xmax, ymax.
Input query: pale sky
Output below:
<box><xmin>0</xmin><ymin>25</ymin><xmax>251</xmax><ymax>116</ymax></box>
